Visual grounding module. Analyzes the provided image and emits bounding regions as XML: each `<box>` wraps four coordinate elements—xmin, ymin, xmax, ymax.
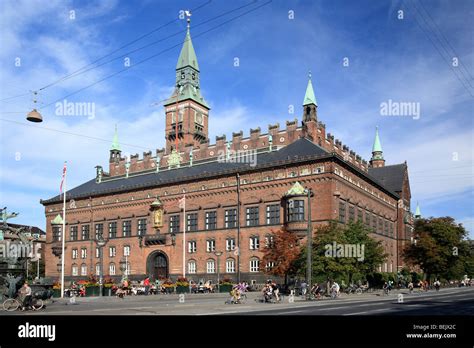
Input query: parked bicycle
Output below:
<box><xmin>3</xmin><ymin>294</ymin><xmax>44</xmax><ymax>312</ymax></box>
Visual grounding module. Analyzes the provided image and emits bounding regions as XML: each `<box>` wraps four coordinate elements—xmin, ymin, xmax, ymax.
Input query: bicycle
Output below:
<box><xmin>3</xmin><ymin>295</ymin><xmax>44</xmax><ymax>312</ymax></box>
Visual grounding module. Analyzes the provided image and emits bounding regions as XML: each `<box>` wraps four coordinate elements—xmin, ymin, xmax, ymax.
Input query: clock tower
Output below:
<box><xmin>163</xmin><ymin>18</ymin><xmax>209</xmax><ymax>153</ymax></box>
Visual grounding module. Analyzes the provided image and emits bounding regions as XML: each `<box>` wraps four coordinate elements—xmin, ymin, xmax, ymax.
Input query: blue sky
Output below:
<box><xmin>0</xmin><ymin>0</ymin><xmax>473</xmax><ymax>238</ymax></box>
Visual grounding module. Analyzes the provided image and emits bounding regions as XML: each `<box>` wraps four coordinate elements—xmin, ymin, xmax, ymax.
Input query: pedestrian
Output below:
<box><xmin>301</xmin><ymin>280</ymin><xmax>307</xmax><ymax>296</ymax></box>
<box><xmin>144</xmin><ymin>276</ymin><xmax>150</xmax><ymax>296</ymax></box>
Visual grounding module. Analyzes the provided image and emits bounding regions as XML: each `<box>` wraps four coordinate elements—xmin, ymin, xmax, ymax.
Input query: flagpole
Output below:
<box><xmin>182</xmin><ymin>194</ymin><xmax>186</xmax><ymax>278</ymax></box>
<box><xmin>60</xmin><ymin>162</ymin><xmax>67</xmax><ymax>299</ymax></box>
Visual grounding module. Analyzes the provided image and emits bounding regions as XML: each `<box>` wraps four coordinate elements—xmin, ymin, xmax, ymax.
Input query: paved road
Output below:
<box><xmin>1</xmin><ymin>287</ymin><xmax>473</xmax><ymax>316</ymax></box>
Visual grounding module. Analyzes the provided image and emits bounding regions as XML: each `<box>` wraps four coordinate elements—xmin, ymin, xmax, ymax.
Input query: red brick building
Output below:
<box><xmin>41</xmin><ymin>22</ymin><xmax>414</xmax><ymax>285</ymax></box>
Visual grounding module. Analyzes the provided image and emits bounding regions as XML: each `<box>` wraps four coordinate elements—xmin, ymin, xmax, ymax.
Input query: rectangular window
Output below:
<box><xmin>187</xmin><ymin>213</ymin><xmax>198</xmax><ymax>231</ymax></box>
<box><xmin>246</xmin><ymin>207</ymin><xmax>259</xmax><ymax>226</ymax></box>
<box><xmin>390</xmin><ymin>222</ymin><xmax>394</xmax><ymax>236</ymax></box>
<box><xmin>81</xmin><ymin>248</ymin><xmax>87</xmax><ymax>259</ymax></box>
<box><xmin>266</xmin><ymin>204</ymin><xmax>280</xmax><ymax>224</ymax></box>
<box><xmin>122</xmin><ymin>220</ymin><xmax>132</xmax><ymax>237</ymax></box>
<box><xmin>348</xmin><ymin>205</ymin><xmax>355</xmax><ymax>221</ymax></box>
<box><xmin>95</xmin><ymin>223</ymin><xmax>103</xmax><ymax>240</ymax></box>
<box><xmin>123</xmin><ymin>245</ymin><xmax>130</xmax><ymax>257</ymax></box>
<box><xmin>169</xmin><ymin>215</ymin><xmax>180</xmax><ymax>233</ymax></box>
<box><xmin>365</xmin><ymin>211</ymin><xmax>371</xmax><ymax>227</ymax></box>
<box><xmin>72</xmin><ymin>265</ymin><xmax>78</xmax><ymax>276</ymax></box>
<box><xmin>206</xmin><ymin>260</ymin><xmax>216</xmax><ymax>274</ymax></box>
<box><xmin>188</xmin><ymin>261</ymin><xmax>196</xmax><ymax>274</ymax></box>
<box><xmin>70</xmin><ymin>226</ymin><xmax>78</xmax><ymax>241</ymax></box>
<box><xmin>250</xmin><ymin>236</ymin><xmax>260</xmax><ymax>250</ymax></box>
<box><xmin>205</xmin><ymin>211</ymin><xmax>217</xmax><ymax>230</ymax></box>
<box><xmin>72</xmin><ymin>249</ymin><xmax>78</xmax><ymax>259</ymax></box>
<box><xmin>52</xmin><ymin>226</ymin><xmax>62</xmax><ymax>242</ymax></box>
<box><xmin>358</xmin><ymin>209</ymin><xmax>363</xmax><ymax>222</ymax></box>
<box><xmin>384</xmin><ymin>220</ymin><xmax>389</xmax><ymax>235</ymax></box>
<box><xmin>109</xmin><ymin>246</ymin><xmax>116</xmax><ymax>257</ymax></box>
<box><xmin>96</xmin><ymin>248</ymin><xmax>100</xmax><ymax>259</ymax></box>
<box><xmin>339</xmin><ymin>202</ymin><xmax>346</xmax><ymax>223</ymax></box>
<box><xmin>81</xmin><ymin>264</ymin><xmax>87</xmax><ymax>276</ymax></box>
<box><xmin>188</xmin><ymin>241</ymin><xmax>197</xmax><ymax>253</ymax></box>
<box><xmin>225</xmin><ymin>209</ymin><xmax>237</xmax><ymax>228</ymax></box>
<box><xmin>372</xmin><ymin>214</ymin><xmax>377</xmax><ymax>231</ymax></box>
<box><xmin>226</xmin><ymin>238</ymin><xmax>235</xmax><ymax>251</ymax></box>
<box><xmin>378</xmin><ymin>218</ymin><xmax>383</xmax><ymax>234</ymax></box>
<box><xmin>81</xmin><ymin>225</ymin><xmax>90</xmax><ymax>240</ymax></box>
<box><xmin>287</xmin><ymin>200</ymin><xmax>304</xmax><ymax>222</ymax></box>
<box><xmin>137</xmin><ymin>218</ymin><xmax>147</xmax><ymax>236</ymax></box>
<box><xmin>250</xmin><ymin>259</ymin><xmax>259</xmax><ymax>272</ymax></box>
<box><xmin>226</xmin><ymin>259</ymin><xmax>235</xmax><ymax>273</ymax></box>
<box><xmin>108</xmin><ymin>222</ymin><xmax>117</xmax><ymax>239</ymax></box>
<box><xmin>206</xmin><ymin>239</ymin><xmax>216</xmax><ymax>252</ymax></box>
<box><xmin>265</xmin><ymin>235</ymin><xmax>274</xmax><ymax>248</ymax></box>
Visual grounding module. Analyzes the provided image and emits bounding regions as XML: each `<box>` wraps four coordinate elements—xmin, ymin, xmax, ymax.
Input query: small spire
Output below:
<box><xmin>111</xmin><ymin>124</ymin><xmax>120</xmax><ymax>151</ymax></box>
<box><xmin>372</xmin><ymin>126</ymin><xmax>383</xmax><ymax>154</ymax></box>
<box><xmin>414</xmin><ymin>202</ymin><xmax>421</xmax><ymax>218</ymax></box>
<box><xmin>303</xmin><ymin>71</ymin><xmax>317</xmax><ymax>106</ymax></box>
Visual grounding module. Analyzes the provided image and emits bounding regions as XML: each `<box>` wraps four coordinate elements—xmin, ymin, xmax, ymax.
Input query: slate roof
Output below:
<box><xmin>368</xmin><ymin>163</ymin><xmax>407</xmax><ymax>195</ymax></box>
<box><xmin>41</xmin><ymin>138</ymin><xmax>406</xmax><ymax>205</ymax></box>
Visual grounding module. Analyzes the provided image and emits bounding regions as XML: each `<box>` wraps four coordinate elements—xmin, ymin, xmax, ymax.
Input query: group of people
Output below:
<box><xmin>228</xmin><ymin>282</ymin><xmax>250</xmax><ymax>303</ymax></box>
<box><xmin>261</xmin><ymin>280</ymin><xmax>280</xmax><ymax>303</ymax></box>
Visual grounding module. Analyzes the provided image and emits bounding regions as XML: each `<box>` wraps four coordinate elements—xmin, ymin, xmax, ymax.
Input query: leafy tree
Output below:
<box><xmin>295</xmin><ymin>221</ymin><xmax>387</xmax><ymax>285</ymax></box>
<box><xmin>261</xmin><ymin>227</ymin><xmax>301</xmax><ymax>284</ymax></box>
<box><xmin>403</xmin><ymin>217</ymin><xmax>471</xmax><ymax>281</ymax></box>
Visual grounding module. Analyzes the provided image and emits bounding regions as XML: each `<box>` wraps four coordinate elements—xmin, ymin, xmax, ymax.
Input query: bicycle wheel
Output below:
<box><xmin>355</xmin><ymin>288</ymin><xmax>362</xmax><ymax>295</ymax></box>
<box><xmin>3</xmin><ymin>299</ymin><xmax>20</xmax><ymax>312</ymax></box>
<box><xmin>31</xmin><ymin>298</ymin><xmax>44</xmax><ymax>311</ymax></box>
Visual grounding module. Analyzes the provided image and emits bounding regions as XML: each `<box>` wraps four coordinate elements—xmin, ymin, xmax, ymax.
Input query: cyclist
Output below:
<box><xmin>434</xmin><ymin>279</ymin><xmax>441</xmax><ymax>292</ymax></box>
<box><xmin>19</xmin><ymin>282</ymin><xmax>32</xmax><ymax>311</ymax></box>
<box><xmin>382</xmin><ymin>282</ymin><xmax>389</xmax><ymax>295</ymax></box>
<box><xmin>311</xmin><ymin>283</ymin><xmax>321</xmax><ymax>299</ymax></box>
<box><xmin>408</xmin><ymin>281</ymin><xmax>414</xmax><ymax>294</ymax></box>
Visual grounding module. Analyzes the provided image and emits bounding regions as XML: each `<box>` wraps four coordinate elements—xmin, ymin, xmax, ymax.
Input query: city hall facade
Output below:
<box><xmin>42</xmin><ymin>22</ymin><xmax>414</xmax><ymax>284</ymax></box>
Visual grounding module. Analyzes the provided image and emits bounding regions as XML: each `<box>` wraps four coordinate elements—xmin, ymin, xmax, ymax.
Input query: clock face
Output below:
<box><xmin>196</xmin><ymin>113</ymin><xmax>203</xmax><ymax>125</ymax></box>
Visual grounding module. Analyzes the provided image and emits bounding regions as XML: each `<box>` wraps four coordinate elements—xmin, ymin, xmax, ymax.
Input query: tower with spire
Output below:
<box><xmin>163</xmin><ymin>16</ymin><xmax>209</xmax><ymax>153</ymax></box>
<box><xmin>369</xmin><ymin>126</ymin><xmax>385</xmax><ymax>168</ymax></box>
<box><xmin>303</xmin><ymin>71</ymin><xmax>317</xmax><ymax>123</ymax></box>
<box><xmin>110</xmin><ymin>124</ymin><xmax>121</xmax><ymax>163</ymax></box>
<box><xmin>414</xmin><ymin>202</ymin><xmax>421</xmax><ymax>219</ymax></box>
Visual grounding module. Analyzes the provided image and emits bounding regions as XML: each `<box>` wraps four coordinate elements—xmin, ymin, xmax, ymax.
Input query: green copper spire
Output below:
<box><xmin>164</xmin><ymin>17</ymin><xmax>209</xmax><ymax>108</ymax></box>
<box><xmin>414</xmin><ymin>202</ymin><xmax>421</xmax><ymax>218</ymax></box>
<box><xmin>111</xmin><ymin>124</ymin><xmax>120</xmax><ymax>151</ymax></box>
<box><xmin>303</xmin><ymin>71</ymin><xmax>317</xmax><ymax>106</ymax></box>
<box><xmin>176</xmin><ymin>19</ymin><xmax>199</xmax><ymax>71</ymax></box>
<box><xmin>372</xmin><ymin>126</ymin><xmax>383</xmax><ymax>153</ymax></box>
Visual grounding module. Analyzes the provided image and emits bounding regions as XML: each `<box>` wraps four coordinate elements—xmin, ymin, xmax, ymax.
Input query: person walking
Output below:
<box><xmin>144</xmin><ymin>277</ymin><xmax>150</xmax><ymax>296</ymax></box>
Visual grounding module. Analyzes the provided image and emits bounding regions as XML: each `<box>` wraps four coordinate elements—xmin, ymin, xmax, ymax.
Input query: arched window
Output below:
<box><xmin>109</xmin><ymin>263</ymin><xmax>116</xmax><ymax>276</ymax></box>
<box><xmin>80</xmin><ymin>263</ymin><xmax>87</xmax><ymax>276</ymax></box>
<box><xmin>206</xmin><ymin>259</ymin><xmax>216</xmax><ymax>274</ymax></box>
<box><xmin>72</xmin><ymin>264</ymin><xmax>78</xmax><ymax>276</ymax></box>
<box><xmin>188</xmin><ymin>260</ymin><xmax>197</xmax><ymax>274</ymax></box>
<box><xmin>249</xmin><ymin>258</ymin><xmax>260</xmax><ymax>273</ymax></box>
<box><xmin>226</xmin><ymin>258</ymin><xmax>235</xmax><ymax>273</ymax></box>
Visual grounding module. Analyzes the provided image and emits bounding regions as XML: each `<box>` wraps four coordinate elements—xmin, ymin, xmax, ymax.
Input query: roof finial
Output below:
<box><xmin>185</xmin><ymin>10</ymin><xmax>192</xmax><ymax>29</ymax></box>
<box><xmin>308</xmin><ymin>70</ymin><xmax>312</xmax><ymax>80</ymax></box>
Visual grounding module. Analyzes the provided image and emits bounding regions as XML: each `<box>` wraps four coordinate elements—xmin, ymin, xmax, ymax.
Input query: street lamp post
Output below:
<box><xmin>306</xmin><ymin>188</ymin><xmax>313</xmax><ymax>299</ymax></box>
<box><xmin>214</xmin><ymin>251</ymin><xmax>223</xmax><ymax>293</ymax></box>
<box><xmin>95</xmin><ymin>236</ymin><xmax>108</xmax><ymax>297</ymax></box>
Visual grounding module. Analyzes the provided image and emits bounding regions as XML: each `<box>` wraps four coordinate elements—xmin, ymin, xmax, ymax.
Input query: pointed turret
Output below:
<box><xmin>414</xmin><ymin>202</ymin><xmax>421</xmax><ymax>219</ymax></box>
<box><xmin>176</xmin><ymin>20</ymin><xmax>199</xmax><ymax>71</ymax></box>
<box><xmin>110</xmin><ymin>125</ymin><xmax>121</xmax><ymax>163</ymax></box>
<box><xmin>302</xmin><ymin>71</ymin><xmax>317</xmax><ymax>122</ymax></box>
<box><xmin>369</xmin><ymin>126</ymin><xmax>385</xmax><ymax>168</ymax></box>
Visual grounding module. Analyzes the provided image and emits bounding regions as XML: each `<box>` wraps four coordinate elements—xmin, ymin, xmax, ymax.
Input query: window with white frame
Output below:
<box><xmin>206</xmin><ymin>259</ymin><xmax>216</xmax><ymax>273</ymax></box>
<box><xmin>266</xmin><ymin>204</ymin><xmax>280</xmax><ymax>225</ymax></box>
<box><xmin>124</xmin><ymin>245</ymin><xmax>130</xmax><ymax>256</ymax></box>
<box><xmin>109</xmin><ymin>263</ymin><xmax>116</xmax><ymax>276</ymax></box>
<box><xmin>72</xmin><ymin>249</ymin><xmax>78</xmax><ymax>259</ymax></box>
<box><xmin>250</xmin><ymin>236</ymin><xmax>259</xmax><ymax>250</ymax></box>
<box><xmin>249</xmin><ymin>258</ymin><xmax>260</xmax><ymax>272</ymax></box>
<box><xmin>226</xmin><ymin>238</ymin><xmax>235</xmax><ymax>251</ymax></box>
<box><xmin>188</xmin><ymin>241</ymin><xmax>197</xmax><ymax>253</ymax></box>
<box><xmin>80</xmin><ymin>264</ymin><xmax>87</xmax><ymax>276</ymax></box>
<box><xmin>246</xmin><ymin>207</ymin><xmax>259</xmax><ymax>226</ymax></box>
<box><xmin>72</xmin><ymin>264</ymin><xmax>78</xmax><ymax>276</ymax></box>
<box><xmin>265</xmin><ymin>261</ymin><xmax>275</xmax><ymax>271</ymax></box>
<box><xmin>109</xmin><ymin>246</ymin><xmax>116</xmax><ymax>257</ymax></box>
<box><xmin>265</xmin><ymin>235</ymin><xmax>274</xmax><ymax>248</ymax></box>
<box><xmin>81</xmin><ymin>248</ymin><xmax>87</xmax><ymax>259</ymax></box>
<box><xmin>95</xmin><ymin>248</ymin><xmax>100</xmax><ymax>258</ymax></box>
<box><xmin>125</xmin><ymin>262</ymin><xmax>131</xmax><ymax>276</ymax></box>
<box><xmin>205</xmin><ymin>211</ymin><xmax>217</xmax><ymax>230</ymax></box>
<box><xmin>226</xmin><ymin>258</ymin><xmax>235</xmax><ymax>273</ymax></box>
<box><xmin>95</xmin><ymin>263</ymin><xmax>101</xmax><ymax>276</ymax></box>
<box><xmin>225</xmin><ymin>209</ymin><xmax>237</xmax><ymax>228</ymax></box>
<box><xmin>206</xmin><ymin>239</ymin><xmax>216</xmax><ymax>252</ymax></box>
<box><xmin>188</xmin><ymin>260</ymin><xmax>196</xmax><ymax>274</ymax></box>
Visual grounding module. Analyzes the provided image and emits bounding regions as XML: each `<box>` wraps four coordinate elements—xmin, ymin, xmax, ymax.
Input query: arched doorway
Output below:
<box><xmin>146</xmin><ymin>251</ymin><xmax>169</xmax><ymax>280</ymax></box>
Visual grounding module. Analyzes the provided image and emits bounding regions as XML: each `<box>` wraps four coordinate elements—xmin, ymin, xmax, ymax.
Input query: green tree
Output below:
<box><xmin>295</xmin><ymin>221</ymin><xmax>387</xmax><ymax>285</ymax></box>
<box><xmin>403</xmin><ymin>217</ymin><xmax>471</xmax><ymax>281</ymax></box>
